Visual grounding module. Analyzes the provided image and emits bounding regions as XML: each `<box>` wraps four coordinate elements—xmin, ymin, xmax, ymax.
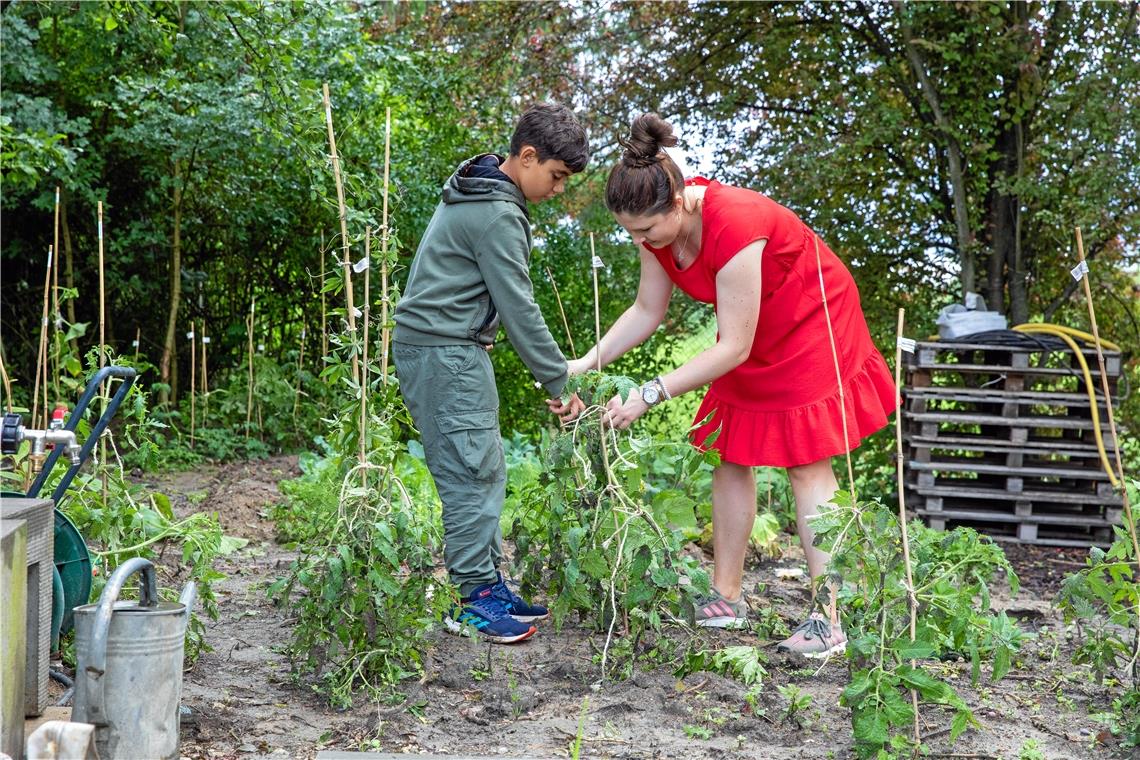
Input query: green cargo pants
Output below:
<box><xmin>393</xmin><ymin>341</ymin><xmax>506</xmax><ymax>598</ymax></box>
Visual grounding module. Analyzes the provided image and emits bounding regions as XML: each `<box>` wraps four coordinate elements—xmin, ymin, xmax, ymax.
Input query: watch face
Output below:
<box><xmin>642</xmin><ymin>384</ymin><xmax>660</xmax><ymax>405</ymax></box>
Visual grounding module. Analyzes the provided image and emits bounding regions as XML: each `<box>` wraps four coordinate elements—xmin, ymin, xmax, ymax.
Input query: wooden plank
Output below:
<box><xmin>912</xmin><ymin>339</ymin><xmax>1121</xmax><ymax>360</ymax></box>
<box><xmin>908</xmin><ymin>482</ymin><xmax>1122</xmax><ymax>506</ymax></box>
<box><xmin>902</xmin><ymin>432</ymin><xmax>1117</xmax><ymax>458</ymax></box>
<box><xmin>904</xmin><ymin>435</ymin><xmax>1107</xmax><ymax>458</ymax></box>
<box><xmin>904</xmin><ymin>410</ymin><xmax>1102</xmax><ymax>431</ymax></box>
<box><xmin>905</xmin><ymin>386</ymin><xmax>1109</xmax><ymax>405</ymax></box>
<box><xmin>907</xmin><ymin>459</ymin><xmax>1113</xmax><ymax>482</ymax></box>
<box><xmin>914</xmin><ymin>507</ymin><xmax>1118</xmax><ymax>528</ymax></box>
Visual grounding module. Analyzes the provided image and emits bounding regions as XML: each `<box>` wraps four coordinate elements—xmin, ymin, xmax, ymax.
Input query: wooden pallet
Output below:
<box><xmin>907</xmin><ymin>340</ymin><xmax>1121</xmax><ymax>395</ymax></box>
<box><xmin>903</xmin><ymin>338</ymin><xmax>1124</xmax><ymax>547</ymax></box>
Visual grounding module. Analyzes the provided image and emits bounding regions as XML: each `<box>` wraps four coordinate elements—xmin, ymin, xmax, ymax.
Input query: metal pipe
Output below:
<box><xmin>27</xmin><ymin>366</ymin><xmax>137</xmax><ymax>500</ymax></box>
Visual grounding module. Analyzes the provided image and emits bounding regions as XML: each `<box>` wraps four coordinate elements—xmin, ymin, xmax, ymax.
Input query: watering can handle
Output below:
<box><xmin>84</xmin><ymin>557</ymin><xmax>159</xmax><ymax>724</ymax></box>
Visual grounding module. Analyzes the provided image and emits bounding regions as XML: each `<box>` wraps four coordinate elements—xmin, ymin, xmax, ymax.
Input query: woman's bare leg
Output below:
<box><xmin>710</xmin><ymin>460</ymin><xmax>757</xmax><ymax>601</ymax></box>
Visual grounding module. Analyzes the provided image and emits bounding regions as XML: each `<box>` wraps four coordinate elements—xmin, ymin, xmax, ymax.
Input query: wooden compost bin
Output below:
<box><xmin>903</xmin><ymin>338</ymin><xmax>1124</xmax><ymax>548</ymax></box>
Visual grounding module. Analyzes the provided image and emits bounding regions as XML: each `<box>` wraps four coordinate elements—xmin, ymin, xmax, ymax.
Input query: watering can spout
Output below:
<box><xmin>179</xmin><ymin>581</ymin><xmax>197</xmax><ymax>622</ymax></box>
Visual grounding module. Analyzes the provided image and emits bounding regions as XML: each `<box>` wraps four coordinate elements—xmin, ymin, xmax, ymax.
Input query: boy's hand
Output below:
<box><xmin>604</xmin><ymin>392</ymin><xmax>648</xmax><ymax>430</ymax></box>
<box><xmin>547</xmin><ymin>393</ymin><xmax>586</xmax><ymax>424</ymax></box>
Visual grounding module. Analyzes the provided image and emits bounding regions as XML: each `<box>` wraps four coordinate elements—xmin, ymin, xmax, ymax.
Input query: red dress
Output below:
<box><xmin>644</xmin><ymin>179</ymin><xmax>896</xmax><ymax>468</ymax></box>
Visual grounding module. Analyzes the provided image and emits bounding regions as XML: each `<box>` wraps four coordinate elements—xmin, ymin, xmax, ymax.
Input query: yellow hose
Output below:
<box><xmin>1009</xmin><ymin>323</ymin><xmax>1118</xmax><ymax>488</ymax></box>
<box><xmin>925</xmin><ymin>323</ymin><xmax>1122</xmax><ymax>487</ymax></box>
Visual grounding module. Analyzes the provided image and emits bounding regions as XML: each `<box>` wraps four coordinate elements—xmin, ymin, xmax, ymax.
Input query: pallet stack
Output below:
<box><xmin>903</xmin><ymin>337</ymin><xmax>1124</xmax><ymax>547</ymax></box>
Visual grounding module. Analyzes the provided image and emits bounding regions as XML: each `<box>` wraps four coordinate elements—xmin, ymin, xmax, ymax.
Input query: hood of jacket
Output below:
<box><xmin>441</xmin><ymin>153</ymin><xmax>529</xmax><ymax>218</ymax></box>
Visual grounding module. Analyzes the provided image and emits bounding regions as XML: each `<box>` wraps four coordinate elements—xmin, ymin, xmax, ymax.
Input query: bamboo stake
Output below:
<box><xmin>200</xmin><ymin>325</ymin><xmax>209</xmax><ymax>423</ymax></box>
<box><xmin>98</xmin><ymin>202</ymin><xmax>107</xmax><ymax>510</ymax></box>
<box><xmin>814</xmin><ymin>234</ymin><xmax>852</xmax><ymax>626</ymax></box>
<box><xmin>590</xmin><ymin>234</ymin><xmax>601</xmax><ymax>373</ymax></box>
<box><xmin>322</xmin><ymin>82</ymin><xmax>359</xmax><ymax>386</ymax></box>
<box><xmin>894</xmin><ymin>308</ymin><xmax>921</xmax><ymax>746</ymax></box>
<box><xmin>320</xmin><ymin>230</ymin><xmax>328</xmax><ymax>361</ymax></box>
<box><xmin>544</xmin><ymin>265</ymin><xmax>577</xmax><ymax>358</ymax></box>
<box><xmin>246</xmin><ymin>297</ymin><xmax>255</xmax><ymax>439</ymax></box>
<box><xmin>814</xmin><ymin>235</ymin><xmax>856</xmax><ymax>501</ymax></box>
<box><xmin>359</xmin><ymin>228</ymin><xmax>371</xmax><ymax>483</ymax></box>
<box><xmin>380</xmin><ymin>107</ymin><xmax>392</xmax><ymax>383</ymax></box>
<box><xmin>1074</xmin><ymin>227</ymin><xmax>1140</xmax><ymax>684</ymax></box>
<box><xmin>32</xmin><ymin>246</ymin><xmax>52</xmax><ymax>430</ymax></box>
<box><xmin>188</xmin><ymin>321</ymin><xmax>196</xmax><ymax>448</ymax></box>
<box><xmin>293</xmin><ymin>325</ymin><xmax>305</xmax><ymax>423</ymax></box>
<box><xmin>0</xmin><ymin>350</ymin><xmax>13</xmax><ymax>413</ymax></box>
<box><xmin>51</xmin><ymin>186</ymin><xmax>61</xmax><ymax>401</ymax></box>
<box><xmin>133</xmin><ymin>327</ymin><xmax>141</xmax><ymax>363</ymax></box>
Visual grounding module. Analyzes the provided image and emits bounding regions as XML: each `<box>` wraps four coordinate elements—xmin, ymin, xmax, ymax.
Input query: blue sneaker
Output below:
<box><xmin>445</xmin><ymin>583</ymin><xmax>536</xmax><ymax>644</ymax></box>
<box><xmin>491</xmin><ymin>573</ymin><xmax>550</xmax><ymax>623</ymax></box>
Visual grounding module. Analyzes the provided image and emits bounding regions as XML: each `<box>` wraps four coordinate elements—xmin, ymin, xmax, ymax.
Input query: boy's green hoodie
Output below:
<box><xmin>393</xmin><ymin>154</ymin><xmax>568</xmax><ymax>397</ymax></box>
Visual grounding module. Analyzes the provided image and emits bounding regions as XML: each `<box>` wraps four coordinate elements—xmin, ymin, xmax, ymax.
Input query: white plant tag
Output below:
<box><xmin>258</xmin><ymin>343</ymin><xmax>265</xmax><ymax>352</ymax></box>
<box><xmin>897</xmin><ymin>337</ymin><xmax>916</xmax><ymax>353</ymax></box>
<box><xmin>1070</xmin><ymin>260</ymin><xmax>1089</xmax><ymax>281</ymax></box>
<box><xmin>186</xmin><ymin>331</ymin><xmax>195</xmax><ymax>339</ymax></box>
<box><xmin>353</xmin><ymin>256</ymin><xmax>370</xmax><ymax>273</ymax></box>
<box><xmin>592</xmin><ymin>255</ymin><xmax>604</xmax><ymax>269</ymax></box>
<box><xmin>202</xmin><ymin>336</ymin><xmax>211</xmax><ymax>344</ymax></box>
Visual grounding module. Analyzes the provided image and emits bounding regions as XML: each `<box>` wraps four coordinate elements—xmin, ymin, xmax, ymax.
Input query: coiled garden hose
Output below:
<box><xmin>49</xmin><ymin>667</ymin><xmax>75</xmax><ymax>706</ymax></box>
<box><xmin>1009</xmin><ymin>323</ymin><xmax>1122</xmax><ymax>488</ymax></box>
<box><xmin>930</xmin><ymin>323</ymin><xmax>1123</xmax><ymax>488</ymax></box>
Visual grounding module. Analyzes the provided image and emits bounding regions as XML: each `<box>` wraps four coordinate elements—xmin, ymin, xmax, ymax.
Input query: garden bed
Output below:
<box><xmin>153</xmin><ymin>456</ymin><xmax>1122</xmax><ymax>759</ymax></box>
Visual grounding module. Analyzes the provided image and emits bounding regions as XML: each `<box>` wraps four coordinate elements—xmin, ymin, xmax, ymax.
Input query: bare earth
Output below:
<box><xmin>142</xmin><ymin>456</ymin><xmax>1130</xmax><ymax>760</ymax></box>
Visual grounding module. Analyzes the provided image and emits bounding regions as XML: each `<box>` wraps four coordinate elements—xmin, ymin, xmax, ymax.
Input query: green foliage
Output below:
<box><xmin>1057</xmin><ymin>480</ymin><xmax>1140</xmax><ymax>746</ymax></box>
<box><xmin>269</xmin><ymin>354</ymin><xmax>448</xmax><ymax>707</ymax></box>
<box><xmin>677</xmin><ymin>645</ymin><xmax>769</xmax><ymax>688</ymax></box>
<box><xmin>29</xmin><ymin>362</ymin><xmax>236</xmax><ymax>662</ymax></box>
<box><xmin>812</xmin><ymin>491</ymin><xmax>1022</xmax><ymax>758</ymax></box>
<box><xmin>502</xmin><ymin>372</ymin><xmax>718</xmax><ymax>674</ymax></box>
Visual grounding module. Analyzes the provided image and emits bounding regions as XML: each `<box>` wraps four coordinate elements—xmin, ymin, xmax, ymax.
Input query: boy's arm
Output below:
<box><xmin>474</xmin><ymin>211</ymin><xmax>567</xmax><ymax>397</ymax></box>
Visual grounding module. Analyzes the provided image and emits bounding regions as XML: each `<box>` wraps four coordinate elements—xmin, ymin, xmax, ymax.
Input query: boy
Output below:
<box><xmin>393</xmin><ymin>103</ymin><xmax>589</xmax><ymax>644</ymax></box>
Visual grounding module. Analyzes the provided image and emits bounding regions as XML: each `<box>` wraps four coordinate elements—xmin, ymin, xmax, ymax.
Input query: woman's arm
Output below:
<box><xmin>568</xmin><ymin>247</ymin><xmax>674</xmax><ymax>374</ymax></box>
<box><xmin>604</xmin><ymin>239</ymin><xmax>765</xmax><ymax>429</ymax></box>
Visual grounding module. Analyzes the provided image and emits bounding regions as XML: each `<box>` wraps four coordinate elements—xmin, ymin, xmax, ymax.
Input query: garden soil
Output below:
<box><xmin>139</xmin><ymin>456</ymin><xmax>1127</xmax><ymax>760</ymax></box>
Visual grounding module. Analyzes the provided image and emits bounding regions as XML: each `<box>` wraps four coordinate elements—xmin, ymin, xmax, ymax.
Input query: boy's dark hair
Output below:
<box><xmin>509</xmin><ymin>103</ymin><xmax>590</xmax><ymax>173</ymax></box>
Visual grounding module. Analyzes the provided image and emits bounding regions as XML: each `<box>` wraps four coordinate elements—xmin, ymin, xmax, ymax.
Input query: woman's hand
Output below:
<box><xmin>547</xmin><ymin>393</ymin><xmax>586</xmax><ymax>424</ymax></box>
<box><xmin>604</xmin><ymin>392</ymin><xmax>649</xmax><ymax>430</ymax></box>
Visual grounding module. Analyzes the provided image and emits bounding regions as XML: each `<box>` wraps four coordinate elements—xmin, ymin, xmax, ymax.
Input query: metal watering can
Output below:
<box><xmin>72</xmin><ymin>557</ymin><xmax>196</xmax><ymax>760</ymax></box>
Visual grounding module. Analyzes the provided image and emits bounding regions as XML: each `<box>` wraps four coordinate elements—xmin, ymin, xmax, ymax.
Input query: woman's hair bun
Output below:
<box><xmin>620</xmin><ymin>113</ymin><xmax>677</xmax><ymax>168</ymax></box>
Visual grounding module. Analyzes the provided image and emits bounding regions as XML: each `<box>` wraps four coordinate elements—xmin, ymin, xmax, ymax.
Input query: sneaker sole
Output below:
<box><xmin>444</xmin><ymin>617</ymin><xmax>537</xmax><ymax>644</ymax></box>
<box><xmin>510</xmin><ymin>612</ymin><xmax>550</xmax><ymax>624</ymax></box>
<box><xmin>779</xmin><ymin>640</ymin><xmax>847</xmax><ymax>659</ymax></box>
<box><xmin>695</xmin><ymin>616</ymin><xmax>748</xmax><ymax>629</ymax></box>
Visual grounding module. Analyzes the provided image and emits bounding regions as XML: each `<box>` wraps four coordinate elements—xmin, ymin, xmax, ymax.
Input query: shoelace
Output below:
<box><xmin>465</xmin><ymin>594</ymin><xmax>510</xmax><ymax>622</ymax></box>
<box><xmin>792</xmin><ymin>615</ymin><xmax>833</xmax><ymax>641</ymax></box>
<box><xmin>490</xmin><ymin>579</ymin><xmax>524</xmax><ymax>608</ymax></box>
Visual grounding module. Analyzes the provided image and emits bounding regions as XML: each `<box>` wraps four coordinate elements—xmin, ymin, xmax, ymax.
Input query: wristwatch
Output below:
<box><xmin>640</xmin><ymin>377</ymin><xmax>670</xmax><ymax>407</ymax></box>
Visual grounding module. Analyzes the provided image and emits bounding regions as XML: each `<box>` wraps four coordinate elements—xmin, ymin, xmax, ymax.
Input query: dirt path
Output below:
<box><xmin>152</xmin><ymin>458</ymin><xmax>1123</xmax><ymax>759</ymax></box>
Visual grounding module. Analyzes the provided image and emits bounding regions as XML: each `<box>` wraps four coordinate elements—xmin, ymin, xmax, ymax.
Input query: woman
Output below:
<box><xmin>565</xmin><ymin>114</ymin><xmax>895</xmax><ymax>657</ymax></box>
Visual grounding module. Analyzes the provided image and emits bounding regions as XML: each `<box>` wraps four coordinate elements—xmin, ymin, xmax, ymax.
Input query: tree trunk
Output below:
<box><xmin>895</xmin><ymin>3</ymin><xmax>976</xmax><ymax>295</ymax></box>
<box><xmin>159</xmin><ymin>160</ymin><xmax>184</xmax><ymax>406</ymax></box>
<box><xmin>60</xmin><ymin>191</ymin><xmax>79</xmax><ymax>356</ymax></box>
